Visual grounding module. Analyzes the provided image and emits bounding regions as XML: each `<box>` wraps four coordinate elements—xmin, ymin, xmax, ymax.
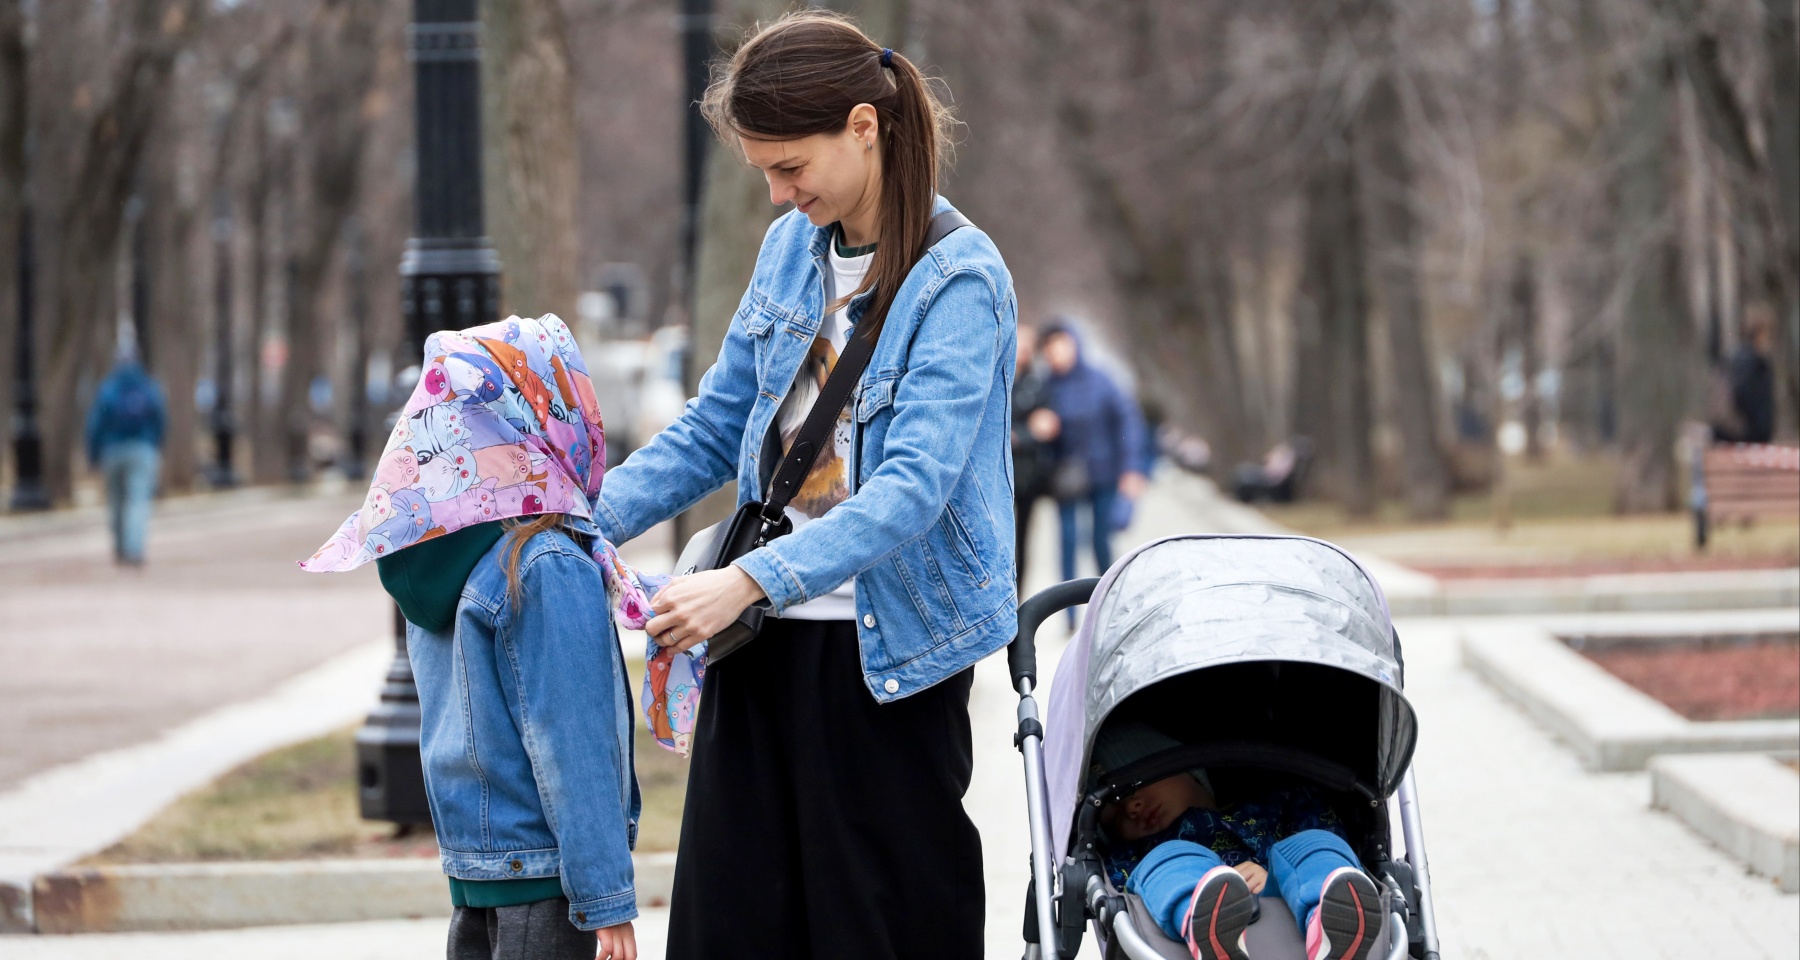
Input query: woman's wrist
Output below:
<box><xmin>732</xmin><ymin>565</ymin><xmax>769</xmax><ymax>606</ymax></box>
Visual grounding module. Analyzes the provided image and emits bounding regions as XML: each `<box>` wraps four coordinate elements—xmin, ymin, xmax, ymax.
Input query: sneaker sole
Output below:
<box><xmin>1316</xmin><ymin>869</ymin><xmax>1384</xmax><ymax>960</ymax></box>
<box><xmin>1185</xmin><ymin>869</ymin><xmax>1254</xmax><ymax>960</ymax></box>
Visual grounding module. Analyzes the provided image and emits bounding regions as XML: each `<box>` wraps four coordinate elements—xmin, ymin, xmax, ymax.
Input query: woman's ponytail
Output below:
<box><xmin>700</xmin><ymin>10</ymin><xmax>954</xmax><ymax>338</ymax></box>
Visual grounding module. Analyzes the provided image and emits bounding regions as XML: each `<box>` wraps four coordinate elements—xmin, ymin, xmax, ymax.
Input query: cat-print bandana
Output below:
<box><xmin>298</xmin><ymin>314</ymin><xmax>701</xmax><ymax>755</ymax></box>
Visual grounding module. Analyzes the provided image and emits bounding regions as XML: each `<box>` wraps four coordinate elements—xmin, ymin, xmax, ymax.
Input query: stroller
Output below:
<box><xmin>1007</xmin><ymin>535</ymin><xmax>1443</xmax><ymax>960</ymax></box>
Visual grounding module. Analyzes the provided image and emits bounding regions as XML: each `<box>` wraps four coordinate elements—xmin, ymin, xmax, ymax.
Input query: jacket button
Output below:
<box><xmin>576</xmin><ymin>911</ymin><xmax>587</xmax><ymax>924</ymax></box>
<box><xmin>509</xmin><ymin>859</ymin><xmax>523</xmax><ymax>872</ymax></box>
<box><xmin>863</xmin><ymin>613</ymin><xmax>876</xmax><ymax>628</ymax></box>
<box><xmin>884</xmin><ymin>678</ymin><xmax>899</xmax><ymax>694</ymax></box>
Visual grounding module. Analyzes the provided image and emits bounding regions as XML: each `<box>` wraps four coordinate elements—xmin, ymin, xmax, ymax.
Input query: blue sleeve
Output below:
<box><xmin>733</xmin><ymin>269</ymin><xmax>1007</xmax><ymax>611</ymax></box>
<box><xmin>593</xmin><ymin>281</ymin><xmax>764</xmax><ymax>545</ymax></box>
<box><xmin>1113</xmin><ymin>381</ymin><xmax>1148</xmax><ymax>477</ymax></box>
<box><xmin>503</xmin><ymin>550</ymin><xmax>638</xmax><ymax>930</ymax></box>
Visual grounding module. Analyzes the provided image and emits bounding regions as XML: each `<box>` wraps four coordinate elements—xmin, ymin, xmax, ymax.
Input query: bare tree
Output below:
<box><xmin>484</xmin><ymin>0</ymin><xmax>580</xmax><ymax>323</ymax></box>
<box><xmin>1352</xmin><ymin>0</ymin><xmax>1451</xmax><ymax>517</ymax></box>
<box><xmin>35</xmin><ymin>0</ymin><xmax>206</xmax><ymax>504</ymax></box>
<box><xmin>0</xmin><ymin>0</ymin><xmax>24</xmax><ymax>479</ymax></box>
<box><xmin>270</xmin><ymin>0</ymin><xmax>381</xmax><ymax>483</ymax></box>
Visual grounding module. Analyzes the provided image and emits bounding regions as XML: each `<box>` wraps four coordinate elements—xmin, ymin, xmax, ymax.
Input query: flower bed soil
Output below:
<box><xmin>1566</xmin><ymin>633</ymin><xmax>1800</xmax><ymax>722</ymax></box>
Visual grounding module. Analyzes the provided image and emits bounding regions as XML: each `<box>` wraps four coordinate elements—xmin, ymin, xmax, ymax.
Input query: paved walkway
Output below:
<box><xmin>4</xmin><ymin>472</ymin><xmax>1796</xmax><ymax>957</ymax></box>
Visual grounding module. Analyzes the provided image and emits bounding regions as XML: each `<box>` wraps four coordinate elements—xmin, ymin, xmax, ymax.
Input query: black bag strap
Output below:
<box><xmin>761</xmin><ymin>210</ymin><xmax>972</xmax><ymax>521</ymax></box>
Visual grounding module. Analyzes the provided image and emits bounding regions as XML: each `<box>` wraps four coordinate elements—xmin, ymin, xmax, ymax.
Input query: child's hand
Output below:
<box><xmin>1234</xmin><ymin>861</ymin><xmax>1268</xmax><ymax>895</ymax></box>
<box><xmin>596</xmin><ymin>920</ymin><xmax>637</xmax><ymax>960</ymax></box>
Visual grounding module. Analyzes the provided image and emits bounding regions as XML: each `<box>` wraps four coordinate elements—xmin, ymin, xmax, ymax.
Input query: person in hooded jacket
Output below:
<box><xmin>1040</xmin><ymin>320</ymin><xmax>1148</xmax><ymax>585</ymax></box>
<box><xmin>85</xmin><ymin>345</ymin><xmax>166</xmax><ymax>565</ymax></box>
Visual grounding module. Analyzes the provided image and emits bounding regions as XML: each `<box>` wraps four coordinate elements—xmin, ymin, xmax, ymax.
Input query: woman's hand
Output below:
<box><xmin>1233</xmin><ymin>861</ymin><xmax>1268</xmax><ymax>895</ymax></box>
<box><xmin>647</xmin><ymin>566</ymin><xmax>768</xmax><ymax>653</ymax></box>
<box><xmin>1118</xmin><ymin>471</ymin><xmax>1149</xmax><ymax>500</ymax></box>
<box><xmin>596</xmin><ymin>920</ymin><xmax>637</xmax><ymax>960</ymax></box>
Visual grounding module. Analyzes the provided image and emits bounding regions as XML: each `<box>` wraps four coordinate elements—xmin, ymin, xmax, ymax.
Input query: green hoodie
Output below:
<box><xmin>376</xmin><ymin>520</ymin><xmax>565</xmax><ymax>910</ymax></box>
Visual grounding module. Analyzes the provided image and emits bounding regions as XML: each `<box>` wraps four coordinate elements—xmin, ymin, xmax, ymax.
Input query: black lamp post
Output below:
<box><xmin>355</xmin><ymin>0</ymin><xmax>501</xmax><ymax>829</ymax></box>
<box><xmin>9</xmin><ymin>204</ymin><xmax>47</xmax><ymax>513</ymax></box>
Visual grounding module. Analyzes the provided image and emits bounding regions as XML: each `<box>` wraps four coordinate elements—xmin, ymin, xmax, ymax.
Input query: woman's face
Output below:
<box><xmin>740</xmin><ymin>104</ymin><xmax>882</xmax><ymax>236</ymax></box>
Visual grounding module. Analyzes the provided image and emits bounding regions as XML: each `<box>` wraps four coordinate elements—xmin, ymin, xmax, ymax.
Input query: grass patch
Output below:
<box><xmin>1263</xmin><ymin>452</ymin><xmax>1799</xmax><ymax>572</ymax></box>
<box><xmin>85</xmin><ymin>724</ymin><xmax>688</xmax><ymax>865</ymax></box>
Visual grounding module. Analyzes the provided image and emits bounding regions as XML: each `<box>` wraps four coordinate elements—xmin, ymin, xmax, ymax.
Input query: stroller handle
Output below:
<box><xmin>1010</xmin><ymin>578</ymin><xmax>1100</xmax><ymax>687</ymax></box>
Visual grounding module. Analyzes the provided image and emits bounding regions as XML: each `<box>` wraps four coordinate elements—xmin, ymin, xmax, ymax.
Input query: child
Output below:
<box><xmin>1092</xmin><ymin>721</ymin><xmax>1385</xmax><ymax>960</ymax></box>
<box><xmin>303</xmin><ymin>316</ymin><xmax>661</xmax><ymax>960</ymax></box>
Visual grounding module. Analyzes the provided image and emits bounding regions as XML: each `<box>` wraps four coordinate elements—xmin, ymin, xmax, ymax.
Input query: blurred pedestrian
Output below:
<box><xmin>1040</xmin><ymin>320</ymin><xmax>1147</xmax><ymax>587</ymax></box>
<box><xmin>1710</xmin><ymin>304</ymin><xmax>1776</xmax><ymax>444</ymax></box>
<box><xmin>85</xmin><ymin>340</ymin><xmax>165</xmax><ymax>566</ymax></box>
<box><xmin>1012</xmin><ymin>322</ymin><xmax>1059</xmax><ymax>589</ymax></box>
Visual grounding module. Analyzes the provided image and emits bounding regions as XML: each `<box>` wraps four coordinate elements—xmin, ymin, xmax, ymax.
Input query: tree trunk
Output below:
<box><xmin>272</xmin><ymin>0</ymin><xmax>381</xmax><ymax>483</ymax></box>
<box><xmin>1293</xmin><ymin>146</ymin><xmax>1375</xmax><ymax>516</ymax></box>
<box><xmin>1764</xmin><ymin>0</ymin><xmax>1799</xmax><ymax>436</ymax></box>
<box><xmin>1512</xmin><ymin>252</ymin><xmax>1543</xmax><ymax>461</ymax></box>
<box><xmin>37</xmin><ymin>0</ymin><xmax>205</xmax><ymax>504</ymax></box>
<box><xmin>483</xmin><ymin>0</ymin><xmax>579</xmax><ymax>323</ymax></box>
<box><xmin>679</xmin><ymin>0</ymin><xmax>797</xmax><ymax>536</ymax></box>
<box><xmin>147</xmin><ymin>135</ymin><xmax>199</xmax><ymax>492</ymax></box>
<box><xmin>0</xmin><ymin>0</ymin><xmax>23</xmax><ymax>480</ymax></box>
<box><xmin>1353</xmin><ymin>62</ymin><xmax>1449</xmax><ymax>518</ymax></box>
<box><xmin>1612</xmin><ymin>53</ymin><xmax>1689</xmax><ymax>513</ymax></box>
<box><xmin>246</xmin><ymin>98</ymin><xmax>278</xmax><ymax>484</ymax></box>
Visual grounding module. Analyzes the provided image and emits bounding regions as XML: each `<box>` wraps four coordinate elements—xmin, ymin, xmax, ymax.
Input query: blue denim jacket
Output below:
<box><xmin>405</xmin><ymin>528</ymin><xmax>640</xmax><ymax>931</ymax></box>
<box><xmin>596</xmin><ymin>198</ymin><xmax>1019</xmax><ymax>701</ymax></box>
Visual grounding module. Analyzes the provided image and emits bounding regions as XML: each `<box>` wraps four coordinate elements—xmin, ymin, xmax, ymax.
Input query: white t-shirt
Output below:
<box><xmin>770</xmin><ymin>236</ymin><xmax>874</xmax><ymax>620</ymax></box>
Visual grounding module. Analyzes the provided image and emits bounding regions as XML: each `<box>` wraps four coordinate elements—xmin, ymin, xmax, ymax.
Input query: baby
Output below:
<box><xmin>1092</xmin><ymin>721</ymin><xmax>1385</xmax><ymax>960</ymax></box>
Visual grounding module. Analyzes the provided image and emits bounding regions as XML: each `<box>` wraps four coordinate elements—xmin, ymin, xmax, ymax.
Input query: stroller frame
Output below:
<box><xmin>1009</xmin><ymin>574</ymin><xmax>1444</xmax><ymax>960</ymax></box>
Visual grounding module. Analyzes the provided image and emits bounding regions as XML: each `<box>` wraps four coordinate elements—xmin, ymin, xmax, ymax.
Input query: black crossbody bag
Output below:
<box><xmin>678</xmin><ymin>211</ymin><xmax>972</xmax><ymax>662</ymax></box>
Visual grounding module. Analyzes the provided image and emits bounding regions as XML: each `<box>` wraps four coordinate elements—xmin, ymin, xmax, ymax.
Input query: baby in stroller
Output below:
<box><xmin>1092</xmin><ymin>721</ymin><xmax>1385</xmax><ymax>960</ymax></box>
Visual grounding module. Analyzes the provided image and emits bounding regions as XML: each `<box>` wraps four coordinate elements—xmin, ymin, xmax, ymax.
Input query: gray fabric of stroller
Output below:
<box><xmin>1045</xmin><ymin>535</ymin><xmax>1418</xmax><ymax>863</ymax></box>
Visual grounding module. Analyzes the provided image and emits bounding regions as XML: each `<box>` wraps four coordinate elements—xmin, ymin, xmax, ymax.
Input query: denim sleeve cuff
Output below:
<box><xmin>732</xmin><ymin>548</ymin><xmax>806</xmax><ymax>613</ymax></box>
<box><xmin>566</xmin><ymin>889</ymin><xmax>638</xmax><ymax>931</ymax></box>
<box><xmin>593</xmin><ymin>496</ymin><xmax>627</xmax><ymax>545</ymax></box>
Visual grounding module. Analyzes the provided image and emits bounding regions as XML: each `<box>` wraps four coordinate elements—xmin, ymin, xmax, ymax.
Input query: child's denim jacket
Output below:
<box><xmin>597</xmin><ymin>198</ymin><xmax>1020</xmax><ymax>702</ymax></box>
<box><xmin>406</xmin><ymin>528</ymin><xmax>640</xmax><ymax>931</ymax></box>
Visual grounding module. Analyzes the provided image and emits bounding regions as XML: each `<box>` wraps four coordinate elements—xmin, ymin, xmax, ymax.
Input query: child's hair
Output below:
<box><xmin>501</xmin><ymin>513</ymin><xmax>569</xmax><ymax>603</ymax></box>
<box><xmin>700</xmin><ymin>9</ymin><xmax>956</xmax><ymax>339</ymax></box>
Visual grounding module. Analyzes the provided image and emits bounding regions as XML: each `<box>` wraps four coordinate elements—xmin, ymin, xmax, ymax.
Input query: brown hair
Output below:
<box><xmin>701</xmin><ymin>9</ymin><xmax>954</xmax><ymax>339</ymax></box>
<box><xmin>501</xmin><ymin>513</ymin><xmax>568</xmax><ymax>604</ymax></box>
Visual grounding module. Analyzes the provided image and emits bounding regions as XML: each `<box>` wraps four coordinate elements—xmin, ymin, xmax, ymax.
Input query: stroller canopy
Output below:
<box><xmin>1044</xmin><ymin>535</ymin><xmax>1417</xmax><ymax>862</ymax></box>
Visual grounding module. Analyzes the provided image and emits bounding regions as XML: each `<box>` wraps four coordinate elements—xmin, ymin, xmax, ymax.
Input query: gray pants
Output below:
<box><xmin>447</xmin><ymin>898</ymin><xmax>593</xmax><ymax>960</ymax></box>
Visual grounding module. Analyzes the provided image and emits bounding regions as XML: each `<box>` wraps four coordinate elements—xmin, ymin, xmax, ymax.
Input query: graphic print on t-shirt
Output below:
<box><xmin>775</xmin><ymin>322</ymin><xmax>855</xmax><ymax>520</ymax></box>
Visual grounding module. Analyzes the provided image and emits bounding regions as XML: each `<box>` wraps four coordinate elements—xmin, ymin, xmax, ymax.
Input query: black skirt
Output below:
<box><xmin>664</xmin><ymin>617</ymin><xmax>984</xmax><ymax>960</ymax></box>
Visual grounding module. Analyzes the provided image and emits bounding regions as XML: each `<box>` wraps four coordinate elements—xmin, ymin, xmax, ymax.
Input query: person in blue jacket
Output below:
<box><xmin>85</xmin><ymin>343</ymin><xmax>166</xmax><ymax>565</ymax></box>
<box><xmin>1039</xmin><ymin>320</ymin><xmax>1148</xmax><ymax>584</ymax></box>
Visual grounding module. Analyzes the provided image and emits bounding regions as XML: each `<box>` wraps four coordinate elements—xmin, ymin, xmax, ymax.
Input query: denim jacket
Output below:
<box><xmin>405</xmin><ymin>528</ymin><xmax>640</xmax><ymax>931</ymax></box>
<box><xmin>596</xmin><ymin>198</ymin><xmax>1019</xmax><ymax>701</ymax></box>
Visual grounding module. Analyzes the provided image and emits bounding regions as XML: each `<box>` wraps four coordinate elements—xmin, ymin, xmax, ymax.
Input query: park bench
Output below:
<box><xmin>1690</xmin><ymin>442</ymin><xmax>1800</xmax><ymax>548</ymax></box>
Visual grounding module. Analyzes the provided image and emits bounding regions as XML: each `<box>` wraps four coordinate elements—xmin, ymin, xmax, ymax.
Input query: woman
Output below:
<box><xmin>594</xmin><ymin>11</ymin><xmax>1016</xmax><ymax>959</ymax></box>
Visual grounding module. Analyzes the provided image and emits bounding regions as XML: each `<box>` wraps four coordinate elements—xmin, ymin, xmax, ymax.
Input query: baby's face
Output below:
<box><xmin>1102</xmin><ymin>772</ymin><xmax>1213</xmax><ymax>842</ymax></box>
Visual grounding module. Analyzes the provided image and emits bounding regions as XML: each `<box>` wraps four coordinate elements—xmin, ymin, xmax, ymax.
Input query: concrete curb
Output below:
<box><xmin>1461</xmin><ymin>621</ymin><xmax>1800</xmax><ymax>771</ymax></box>
<box><xmin>16</xmin><ymin>853</ymin><xmax>677</xmax><ymax>934</ymax></box>
<box><xmin>1651</xmin><ymin>753</ymin><xmax>1799</xmax><ymax>892</ymax></box>
<box><xmin>1387</xmin><ymin>567</ymin><xmax>1800</xmax><ymax>618</ymax></box>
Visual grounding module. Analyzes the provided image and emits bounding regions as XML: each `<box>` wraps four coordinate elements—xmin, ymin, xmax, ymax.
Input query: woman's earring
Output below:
<box><xmin>865</xmin><ymin>139</ymin><xmax>873</xmax><ymax>152</ymax></box>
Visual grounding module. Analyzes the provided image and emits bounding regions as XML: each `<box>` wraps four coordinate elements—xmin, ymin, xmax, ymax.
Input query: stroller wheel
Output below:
<box><xmin>1182</xmin><ymin>865</ymin><xmax>1254</xmax><ymax>960</ymax></box>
